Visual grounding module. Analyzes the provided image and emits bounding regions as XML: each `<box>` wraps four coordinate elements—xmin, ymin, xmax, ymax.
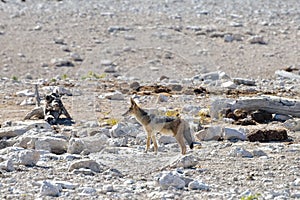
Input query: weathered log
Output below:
<box><xmin>231</xmin><ymin>95</ymin><xmax>300</xmax><ymax>118</ymax></box>
<box><xmin>247</xmin><ymin>128</ymin><xmax>288</xmax><ymax>142</ymax></box>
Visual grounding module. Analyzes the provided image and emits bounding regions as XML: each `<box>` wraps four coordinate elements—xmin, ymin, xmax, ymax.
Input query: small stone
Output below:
<box><xmin>104</xmin><ymin>65</ymin><xmax>117</xmax><ymax>73</ymax></box>
<box><xmin>79</xmin><ymin>187</ymin><xmax>97</xmax><ymax>195</ymax></box>
<box><xmin>0</xmin><ymin>159</ymin><xmax>14</xmax><ymax>172</ymax></box>
<box><xmin>70</xmin><ymin>53</ymin><xmax>83</xmax><ymax>62</ymax></box>
<box><xmin>53</xmin><ymin>38</ymin><xmax>65</xmax><ymax>45</ymax></box>
<box><xmin>103</xmin><ymin>184</ymin><xmax>114</xmax><ymax>193</ymax></box>
<box><xmin>252</xmin><ymin>149</ymin><xmax>268</xmax><ymax>157</ymax></box>
<box><xmin>170</xmin><ymin>155</ymin><xmax>198</xmax><ymax>168</ymax></box>
<box><xmin>188</xmin><ymin>180</ymin><xmax>209</xmax><ymax>191</ymax></box>
<box><xmin>221</xmin><ymin>81</ymin><xmax>237</xmax><ymax>89</ymax></box>
<box><xmin>248</xmin><ymin>35</ymin><xmax>267</xmax><ymax>44</ymax></box>
<box><xmin>229</xmin><ymin>147</ymin><xmax>253</xmax><ymax>158</ymax></box>
<box><xmin>284</xmin><ymin>119</ymin><xmax>300</xmax><ymax>131</ymax></box>
<box><xmin>50</xmin><ymin>58</ymin><xmax>74</xmax><ymax>67</ymax></box>
<box><xmin>195</xmin><ymin>126</ymin><xmax>222</xmax><ymax>141</ymax></box>
<box><xmin>159</xmin><ymin>172</ymin><xmax>185</xmax><ymax>190</ymax></box>
<box><xmin>102</xmin><ymin>91</ymin><xmax>124</xmax><ymax>100</ymax></box>
<box><xmin>156</xmin><ymin>94</ymin><xmax>168</xmax><ymax>103</ymax></box>
<box><xmin>68</xmin><ymin>159</ymin><xmax>104</xmax><ymax>173</ymax></box>
<box><xmin>33</xmin><ymin>25</ymin><xmax>42</xmax><ymax>31</ymax></box>
<box><xmin>18</xmin><ymin>149</ymin><xmax>40</xmax><ymax>166</ymax></box>
<box><xmin>273</xmin><ymin>114</ymin><xmax>292</xmax><ymax>122</ymax></box>
<box><xmin>40</xmin><ymin>181</ymin><xmax>60</xmax><ymax>197</ymax></box>
<box><xmin>223</xmin><ymin>128</ymin><xmax>246</xmax><ymax>141</ymax></box>
<box><xmin>130</xmin><ymin>81</ymin><xmax>140</xmax><ymax>90</ymax></box>
<box><xmin>54</xmin><ymin>181</ymin><xmax>78</xmax><ymax>190</ymax></box>
<box><xmin>100</xmin><ymin>59</ymin><xmax>113</xmax><ymax>66</ymax></box>
<box><xmin>233</xmin><ymin>78</ymin><xmax>256</xmax><ymax>86</ymax></box>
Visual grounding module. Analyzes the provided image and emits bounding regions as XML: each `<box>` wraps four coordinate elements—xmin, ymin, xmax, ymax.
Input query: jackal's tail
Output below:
<box><xmin>183</xmin><ymin>121</ymin><xmax>194</xmax><ymax>149</ymax></box>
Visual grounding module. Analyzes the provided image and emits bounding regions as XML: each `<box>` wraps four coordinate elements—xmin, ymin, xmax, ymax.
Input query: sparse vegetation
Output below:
<box><xmin>81</xmin><ymin>71</ymin><xmax>106</xmax><ymax>80</ymax></box>
<box><xmin>241</xmin><ymin>194</ymin><xmax>261</xmax><ymax>200</ymax></box>
<box><xmin>12</xmin><ymin>75</ymin><xmax>18</xmax><ymax>81</ymax></box>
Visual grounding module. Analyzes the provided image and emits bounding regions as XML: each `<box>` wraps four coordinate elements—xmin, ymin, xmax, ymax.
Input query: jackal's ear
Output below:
<box><xmin>130</xmin><ymin>97</ymin><xmax>136</xmax><ymax>106</ymax></box>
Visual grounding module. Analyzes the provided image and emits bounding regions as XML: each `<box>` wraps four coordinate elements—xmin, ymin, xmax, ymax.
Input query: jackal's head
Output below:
<box><xmin>123</xmin><ymin>97</ymin><xmax>139</xmax><ymax>116</ymax></box>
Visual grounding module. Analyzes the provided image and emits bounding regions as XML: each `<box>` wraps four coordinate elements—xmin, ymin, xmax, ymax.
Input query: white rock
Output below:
<box><xmin>18</xmin><ymin>149</ymin><xmax>40</xmax><ymax>166</ymax></box>
<box><xmin>229</xmin><ymin>147</ymin><xmax>253</xmax><ymax>158</ymax></box>
<box><xmin>223</xmin><ymin>128</ymin><xmax>246</xmax><ymax>140</ymax></box>
<box><xmin>110</xmin><ymin>122</ymin><xmax>129</xmax><ymax>137</ymax></box>
<box><xmin>170</xmin><ymin>155</ymin><xmax>198</xmax><ymax>168</ymax></box>
<box><xmin>0</xmin><ymin>159</ymin><xmax>14</xmax><ymax>172</ymax></box>
<box><xmin>103</xmin><ymin>184</ymin><xmax>114</xmax><ymax>193</ymax></box>
<box><xmin>68</xmin><ymin>159</ymin><xmax>104</xmax><ymax>173</ymax></box>
<box><xmin>67</xmin><ymin>138</ymin><xmax>85</xmax><ymax>154</ymax></box>
<box><xmin>159</xmin><ymin>172</ymin><xmax>185</xmax><ymax>190</ymax></box>
<box><xmin>102</xmin><ymin>91</ymin><xmax>124</xmax><ymax>100</ymax></box>
<box><xmin>221</xmin><ymin>81</ymin><xmax>237</xmax><ymax>89</ymax></box>
<box><xmin>199</xmin><ymin>71</ymin><xmax>230</xmax><ymax>81</ymax></box>
<box><xmin>273</xmin><ymin>114</ymin><xmax>292</xmax><ymax>122</ymax></box>
<box><xmin>16</xmin><ymin>89</ymin><xmax>35</xmax><ymax>97</ymax></box>
<box><xmin>275</xmin><ymin>70</ymin><xmax>300</xmax><ymax>80</ymax></box>
<box><xmin>188</xmin><ymin>180</ymin><xmax>209</xmax><ymax>190</ymax></box>
<box><xmin>40</xmin><ymin>180</ymin><xmax>60</xmax><ymax>197</ymax></box>
<box><xmin>195</xmin><ymin>126</ymin><xmax>222</xmax><ymax>141</ymax></box>
<box><xmin>293</xmin><ymin>178</ymin><xmax>300</xmax><ymax>186</ymax></box>
<box><xmin>35</xmin><ymin>137</ymin><xmax>68</xmax><ymax>154</ymax></box>
<box><xmin>54</xmin><ymin>181</ymin><xmax>78</xmax><ymax>190</ymax></box>
<box><xmin>233</xmin><ymin>78</ymin><xmax>256</xmax><ymax>86</ymax></box>
<box><xmin>248</xmin><ymin>35</ymin><xmax>266</xmax><ymax>44</ymax></box>
<box><xmin>67</xmin><ymin>134</ymin><xmax>108</xmax><ymax>154</ymax></box>
<box><xmin>110</xmin><ymin>122</ymin><xmax>139</xmax><ymax>138</ymax></box>
<box><xmin>79</xmin><ymin>187</ymin><xmax>97</xmax><ymax>195</ymax></box>
<box><xmin>283</xmin><ymin>119</ymin><xmax>300</xmax><ymax>131</ymax></box>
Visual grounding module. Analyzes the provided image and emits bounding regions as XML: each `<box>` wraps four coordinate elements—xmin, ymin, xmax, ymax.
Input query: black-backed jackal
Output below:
<box><xmin>124</xmin><ymin>98</ymin><xmax>194</xmax><ymax>155</ymax></box>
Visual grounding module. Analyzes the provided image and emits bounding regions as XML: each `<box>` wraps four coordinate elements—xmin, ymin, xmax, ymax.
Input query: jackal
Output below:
<box><xmin>124</xmin><ymin>98</ymin><xmax>194</xmax><ymax>155</ymax></box>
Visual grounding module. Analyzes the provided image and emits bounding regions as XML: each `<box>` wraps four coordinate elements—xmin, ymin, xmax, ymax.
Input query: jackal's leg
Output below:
<box><xmin>145</xmin><ymin>135</ymin><xmax>151</xmax><ymax>153</ymax></box>
<box><xmin>175</xmin><ymin>133</ymin><xmax>187</xmax><ymax>155</ymax></box>
<box><xmin>151</xmin><ymin>135</ymin><xmax>158</xmax><ymax>154</ymax></box>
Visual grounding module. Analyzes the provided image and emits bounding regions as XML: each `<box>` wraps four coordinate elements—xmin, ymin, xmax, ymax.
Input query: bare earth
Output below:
<box><xmin>0</xmin><ymin>0</ymin><xmax>300</xmax><ymax>199</ymax></box>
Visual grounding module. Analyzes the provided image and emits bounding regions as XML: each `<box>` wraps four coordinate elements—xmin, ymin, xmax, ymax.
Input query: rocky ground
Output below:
<box><xmin>0</xmin><ymin>0</ymin><xmax>300</xmax><ymax>199</ymax></box>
